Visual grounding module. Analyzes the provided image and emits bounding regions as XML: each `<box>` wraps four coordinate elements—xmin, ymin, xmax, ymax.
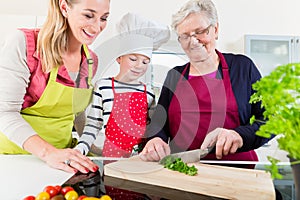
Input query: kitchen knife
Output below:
<box><xmin>159</xmin><ymin>146</ymin><xmax>214</xmax><ymax>165</ymax></box>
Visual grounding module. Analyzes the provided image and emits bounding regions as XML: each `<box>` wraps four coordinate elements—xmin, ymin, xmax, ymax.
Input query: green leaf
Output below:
<box><xmin>265</xmin><ymin>156</ymin><xmax>283</xmax><ymax>179</ymax></box>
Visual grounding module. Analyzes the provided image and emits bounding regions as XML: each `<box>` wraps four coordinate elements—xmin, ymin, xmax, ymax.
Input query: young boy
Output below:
<box><xmin>75</xmin><ymin>12</ymin><xmax>170</xmax><ymax>159</ymax></box>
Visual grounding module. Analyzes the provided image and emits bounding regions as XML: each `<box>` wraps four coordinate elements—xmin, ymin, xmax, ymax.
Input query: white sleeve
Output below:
<box><xmin>0</xmin><ymin>30</ymin><xmax>37</xmax><ymax>148</ymax></box>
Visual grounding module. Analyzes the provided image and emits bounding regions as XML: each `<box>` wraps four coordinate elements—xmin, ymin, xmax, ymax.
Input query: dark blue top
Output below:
<box><xmin>146</xmin><ymin>52</ymin><xmax>270</xmax><ymax>152</ymax></box>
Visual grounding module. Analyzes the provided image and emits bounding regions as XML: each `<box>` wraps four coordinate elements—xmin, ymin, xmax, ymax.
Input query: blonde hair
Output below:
<box><xmin>171</xmin><ymin>0</ymin><xmax>218</xmax><ymax>32</ymax></box>
<box><xmin>37</xmin><ymin>0</ymin><xmax>77</xmax><ymax>73</ymax></box>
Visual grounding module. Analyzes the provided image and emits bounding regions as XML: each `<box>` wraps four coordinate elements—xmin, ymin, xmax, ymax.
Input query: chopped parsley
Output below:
<box><xmin>163</xmin><ymin>157</ymin><xmax>198</xmax><ymax>176</ymax></box>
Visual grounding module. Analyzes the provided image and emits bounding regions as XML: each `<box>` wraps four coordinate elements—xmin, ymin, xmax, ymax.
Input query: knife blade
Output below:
<box><xmin>90</xmin><ymin>155</ymin><xmax>141</xmax><ymax>161</ymax></box>
<box><xmin>159</xmin><ymin>146</ymin><xmax>214</xmax><ymax>165</ymax></box>
<box><xmin>90</xmin><ymin>157</ymin><xmax>127</xmax><ymax>161</ymax></box>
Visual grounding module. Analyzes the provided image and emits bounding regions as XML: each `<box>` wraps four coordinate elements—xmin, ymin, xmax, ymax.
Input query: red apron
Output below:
<box><xmin>168</xmin><ymin>51</ymin><xmax>257</xmax><ymax>167</ymax></box>
<box><xmin>102</xmin><ymin>78</ymin><xmax>148</xmax><ymax>158</ymax></box>
<box><xmin>103</xmin><ymin>78</ymin><xmax>148</xmax><ymax>199</ymax></box>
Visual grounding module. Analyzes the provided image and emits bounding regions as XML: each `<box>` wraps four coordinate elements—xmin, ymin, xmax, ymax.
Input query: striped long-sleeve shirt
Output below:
<box><xmin>75</xmin><ymin>77</ymin><xmax>155</xmax><ymax>155</ymax></box>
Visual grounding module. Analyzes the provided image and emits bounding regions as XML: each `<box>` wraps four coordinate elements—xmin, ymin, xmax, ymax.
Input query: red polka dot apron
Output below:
<box><xmin>168</xmin><ymin>50</ymin><xmax>258</xmax><ymax>168</ymax></box>
<box><xmin>102</xmin><ymin>77</ymin><xmax>148</xmax><ymax>158</ymax></box>
<box><xmin>103</xmin><ymin>78</ymin><xmax>148</xmax><ymax>199</ymax></box>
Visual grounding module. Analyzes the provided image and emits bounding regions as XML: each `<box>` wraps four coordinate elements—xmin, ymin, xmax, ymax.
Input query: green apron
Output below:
<box><xmin>0</xmin><ymin>45</ymin><xmax>93</xmax><ymax>154</ymax></box>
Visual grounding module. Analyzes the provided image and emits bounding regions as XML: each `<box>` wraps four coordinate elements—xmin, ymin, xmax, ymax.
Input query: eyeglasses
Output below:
<box><xmin>177</xmin><ymin>25</ymin><xmax>212</xmax><ymax>44</ymax></box>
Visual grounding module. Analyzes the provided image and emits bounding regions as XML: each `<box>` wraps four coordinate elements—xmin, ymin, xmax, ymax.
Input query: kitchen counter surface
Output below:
<box><xmin>0</xmin><ymin>138</ymin><xmax>289</xmax><ymax>200</ymax></box>
<box><xmin>0</xmin><ymin>155</ymin><xmax>74</xmax><ymax>200</ymax></box>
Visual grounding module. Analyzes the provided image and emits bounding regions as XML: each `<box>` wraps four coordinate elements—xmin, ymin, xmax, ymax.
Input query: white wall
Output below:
<box><xmin>215</xmin><ymin>0</ymin><xmax>300</xmax><ymax>53</ymax></box>
<box><xmin>94</xmin><ymin>0</ymin><xmax>300</xmax><ymax>54</ymax></box>
<box><xmin>1</xmin><ymin>0</ymin><xmax>300</xmax><ymax>53</ymax></box>
<box><xmin>1</xmin><ymin>0</ymin><xmax>299</xmax><ymax>89</ymax></box>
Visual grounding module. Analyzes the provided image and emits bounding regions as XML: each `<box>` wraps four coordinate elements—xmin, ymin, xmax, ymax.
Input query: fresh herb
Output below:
<box><xmin>265</xmin><ymin>156</ymin><xmax>283</xmax><ymax>179</ymax></box>
<box><xmin>249</xmin><ymin>63</ymin><xmax>300</xmax><ymax>179</ymax></box>
<box><xmin>163</xmin><ymin>157</ymin><xmax>198</xmax><ymax>176</ymax></box>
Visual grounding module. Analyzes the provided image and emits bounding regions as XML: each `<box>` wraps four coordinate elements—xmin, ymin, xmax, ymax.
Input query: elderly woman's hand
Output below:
<box><xmin>139</xmin><ymin>137</ymin><xmax>170</xmax><ymax>161</ymax></box>
<box><xmin>200</xmin><ymin>128</ymin><xmax>243</xmax><ymax>159</ymax></box>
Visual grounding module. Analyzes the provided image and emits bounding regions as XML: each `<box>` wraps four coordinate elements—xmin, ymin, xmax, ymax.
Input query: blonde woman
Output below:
<box><xmin>0</xmin><ymin>0</ymin><xmax>110</xmax><ymax>174</ymax></box>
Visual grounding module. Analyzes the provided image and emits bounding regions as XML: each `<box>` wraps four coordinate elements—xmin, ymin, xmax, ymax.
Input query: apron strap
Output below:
<box><xmin>138</xmin><ymin>81</ymin><xmax>147</xmax><ymax>93</ymax></box>
<box><xmin>49</xmin><ymin>67</ymin><xmax>59</xmax><ymax>81</ymax></box>
<box><xmin>111</xmin><ymin>77</ymin><xmax>116</xmax><ymax>94</ymax></box>
<box><xmin>82</xmin><ymin>44</ymin><xmax>93</xmax><ymax>88</ymax></box>
<box><xmin>179</xmin><ymin>63</ymin><xmax>189</xmax><ymax>82</ymax></box>
<box><xmin>216</xmin><ymin>50</ymin><xmax>229</xmax><ymax>70</ymax></box>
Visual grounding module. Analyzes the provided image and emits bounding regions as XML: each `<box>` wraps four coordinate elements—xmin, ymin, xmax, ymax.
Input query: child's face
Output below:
<box><xmin>117</xmin><ymin>54</ymin><xmax>150</xmax><ymax>82</ymax></box>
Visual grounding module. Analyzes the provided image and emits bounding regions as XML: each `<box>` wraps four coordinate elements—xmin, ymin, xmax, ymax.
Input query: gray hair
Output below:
<box><xmin>171</xmin><ymin>0</ymin><xmax>218</xmax><ymax>31</ymax></box>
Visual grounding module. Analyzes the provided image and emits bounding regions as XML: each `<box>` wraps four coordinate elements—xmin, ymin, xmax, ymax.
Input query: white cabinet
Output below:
<box><xmin>244</xmin><ymin>35</ymin><xmax>300</xmax><ymax>76</ymax></box>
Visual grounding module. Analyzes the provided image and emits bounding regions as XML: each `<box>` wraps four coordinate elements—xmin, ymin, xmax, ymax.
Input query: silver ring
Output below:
<box><xmin>64</xmin><ymin>159</ymin><xmax>71</xmax><ymax>166</ymax></box>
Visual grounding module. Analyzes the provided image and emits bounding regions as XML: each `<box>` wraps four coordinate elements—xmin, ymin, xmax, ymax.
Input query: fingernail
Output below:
<box><xmin>93</xmin><ymin>166</ymin><xmax>99</xmax><ymax>172</ymax></box>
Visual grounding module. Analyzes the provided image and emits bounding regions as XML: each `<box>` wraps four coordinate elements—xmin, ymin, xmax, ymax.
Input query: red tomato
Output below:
<box><xmin>54</xmin><ymin>185</ymin><xmax>62</xmax><ymax>194</ymax></box>
<box><xmin>22</xmin><ymin>195</ymin><xmax>35</xmax><ymax>200</ymax></box>
<box><xmin>35</xmin><ymin>191</ymin><xmax>50</xmax><ymax>200</ymax></box>
<box><xmin>60</xmin><ymin>186</ymin><xmax>74</xmax><ymax>196</ymax></box>
<box><xmin>78</xmin><ymin>195</ymin><xmax>87</xmax><ymax>200</ymax></box>
<box><xmin>44</xmin><ymin>185</ymin><xmax>59</xmax><ymax>198</ymax></box>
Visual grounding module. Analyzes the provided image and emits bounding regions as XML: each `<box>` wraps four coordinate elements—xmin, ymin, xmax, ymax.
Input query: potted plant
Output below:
<box><xmin>249</xmin><ymin>62</ymin><xmax>300</xmax><ymax>199</ymax></box>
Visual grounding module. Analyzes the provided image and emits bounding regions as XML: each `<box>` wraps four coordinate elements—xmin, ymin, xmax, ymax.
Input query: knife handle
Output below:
<box><xmin>201</xmin><ymin>145</ymin><xmax>215</xmax><ymax>158</ymax></box>
<box><xmin>207</xmin><ymin>145</ymin><xmax>215</xmax><ymax>154</ymax></box>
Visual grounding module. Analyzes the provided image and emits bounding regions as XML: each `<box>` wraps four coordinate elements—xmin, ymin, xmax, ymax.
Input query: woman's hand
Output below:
<box><xmin>23</xmin><ymin>135</ymin><xmax>99</xmax><ymax>174</ymax></box>
<box><xmin>139</xmin><ymin>137</ymin><xmax>170</xmax><ymax>161</ymax></box>
<box><xmin>44</xmin><ymin>148</ymin><xmax>99</xmax><ymax>174</ymax></box>
<box><xmin>200</xmin><ymin>128</ymin><xmax>243</xmax><ymax>159</ymax></box>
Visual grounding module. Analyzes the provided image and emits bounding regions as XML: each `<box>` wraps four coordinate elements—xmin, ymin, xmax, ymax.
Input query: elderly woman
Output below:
<box><xmin>140</xmin><ymin>0</ymin><xmax>269</xmax><ymax>167</ymax></box>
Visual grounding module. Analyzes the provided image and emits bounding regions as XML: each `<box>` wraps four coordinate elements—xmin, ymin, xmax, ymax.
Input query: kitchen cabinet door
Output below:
<box><xmin>245</xmin><ymin>34</ymin><xmax>300</xmax><ymax>77</ymax></box>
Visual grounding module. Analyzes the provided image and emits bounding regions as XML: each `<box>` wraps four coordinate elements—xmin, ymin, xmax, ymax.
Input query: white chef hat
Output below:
<box><xmin>115</xmin><ymin>12</ymin><xmax>171</xmax><ymax>59</ymax></box>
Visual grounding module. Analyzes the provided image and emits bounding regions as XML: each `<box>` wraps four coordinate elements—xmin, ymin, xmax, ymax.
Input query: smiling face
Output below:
<box><xmin>116</xmin><ymin>54</ymin><xmax>150</xmax><ymax>84</ymax></box>
<box><xmin>176</xmin><ymin>12</ymin><xmax>218</xmax><ymax>63</ymax></box>
<box><xmin>60</xmin><ymin>0</ymin><xmax>110</xmax><ymax>46</ymax></box>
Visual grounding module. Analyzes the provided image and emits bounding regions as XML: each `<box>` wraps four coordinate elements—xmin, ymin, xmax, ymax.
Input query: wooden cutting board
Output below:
<box><xmin>104</xmin><ymin>157</ymin><xmax>275</xmax><ymax>200</ymax></box>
